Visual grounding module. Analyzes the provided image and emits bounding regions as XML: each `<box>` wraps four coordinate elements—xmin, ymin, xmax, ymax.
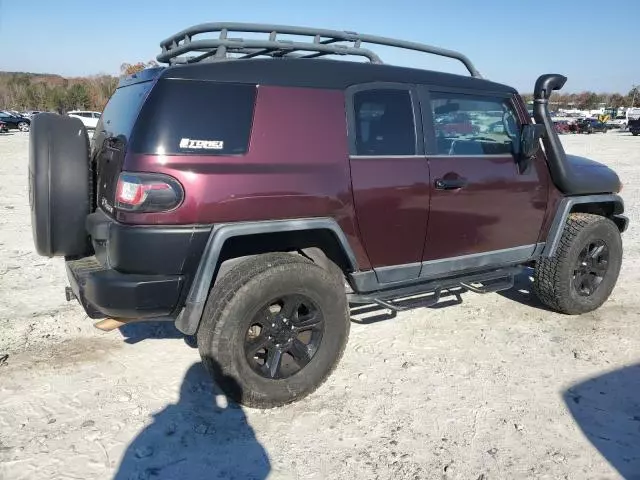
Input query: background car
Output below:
<box><xmin>576</xmin><ymin>118</ymin><xmax>608</xmax><ymax>134</ymax></box>
<box><xmin>553</xmin><ymin>120</ymin><xmax>571</xmax><ymax>134</ymax></box>
<box><xmin>0</xmin><ymin>111</ymin><xmax>31</xmax><ymax>131</ymax></box>
<box><xmin>0</xmin><ymin>121</ymin><xmax>8</xmax><ymax>133</ymax></box>
<box><xmin>66</xmin><ymin>110</ymin><xmax>101</xmax><ymax>129</ymax></box>
<box><xmin>22</xmin><ymin>110</ymin><xmax>42</xmax><ymax>118</ymax></box>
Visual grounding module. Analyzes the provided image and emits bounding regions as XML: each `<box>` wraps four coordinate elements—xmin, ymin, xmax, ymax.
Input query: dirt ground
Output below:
<box><xmin>1</xmin><ymin>130</ymin><xmax>639</xmax><ymax>480</ymax></box>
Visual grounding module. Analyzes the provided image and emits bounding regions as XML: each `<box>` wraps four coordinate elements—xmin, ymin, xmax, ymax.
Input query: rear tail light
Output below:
<box><xmin>115</xmin><ymin>172</ymin><xmax>183</xmax><ymax>212</ymax></box>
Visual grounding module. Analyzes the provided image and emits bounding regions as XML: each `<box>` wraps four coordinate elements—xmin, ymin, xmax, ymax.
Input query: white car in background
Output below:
<box><xmin>67</xmin><ymin>110</ymin><xmax>102</xmax><ymax>130</ymax></box>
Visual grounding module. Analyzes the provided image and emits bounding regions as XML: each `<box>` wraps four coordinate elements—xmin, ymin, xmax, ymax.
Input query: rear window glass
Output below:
<box><xmin>131</xmin><ymin>80</ymin><xmax>256</xmax><ymax>155</ymax></box>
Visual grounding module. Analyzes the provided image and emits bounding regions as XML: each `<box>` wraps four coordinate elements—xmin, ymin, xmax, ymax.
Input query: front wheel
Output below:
<box><xmin>18</xmin><ymin>121</ymin><xmax>30</xmax><ymax>132</ymax></box>
<box><xmin>197</xmin><ymin>253</ymin><xmax>350</xmax><ymax>408</ymax></box>
<box><xmin>534</xmin><ymin>213</ymin><xmax>622</xmax><ymax>314</ymax></box>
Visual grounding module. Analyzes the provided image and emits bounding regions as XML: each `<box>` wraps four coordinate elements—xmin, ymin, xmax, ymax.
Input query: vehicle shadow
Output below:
<box><xmin>118</xmin><ymin>321</ymin><xmax>197</xmax><ymax>348</ymax></box>
<box><xmin>563</xmin><ymin>363</ymin><xmax>640</xmax><ymax>479</ymax></box>
<box><xmin>495</xmin><ymin>267</ymin><xmax>556</xmax><ymax>313</ymax></box>
<box><xmin>113</xmin><ymin>362</ymin><xmax>270</xmax><ymax>480</ymax></box>
<box><xmin>350</xmin><ymin>287</ymin><xmax>465</xmax><ymax>324</ymax></box>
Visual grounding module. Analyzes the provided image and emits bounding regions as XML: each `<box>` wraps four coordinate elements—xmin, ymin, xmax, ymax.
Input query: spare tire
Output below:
<box><xmin>29</xmin><ymin>113</ymin><xmax>91</xmax><ymax>257</ymax></box>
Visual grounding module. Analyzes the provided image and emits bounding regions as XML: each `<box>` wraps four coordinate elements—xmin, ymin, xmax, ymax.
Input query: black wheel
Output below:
<box><xmin>534</xmin><ymin>213</ymin><xmax>622</xmax><ymax>314</ymax></box>
<box><xmin>29</xmin><ymin>113</ymin><xmax>90</xmax><ymax>257</ymax></box>
<box><xmin>18</xmin><ymin>121</ymin><xmax>30</xmax><ymax>132</ymax></box>
<box><xmin>197</xmin><ymin>253</ymin><xmax>350</xmax><ymax>408</ymax></box>
<box><xmin>633</xmin><ymin>132</ymin><xmax>639</xmax><ymax>136</ymax></box>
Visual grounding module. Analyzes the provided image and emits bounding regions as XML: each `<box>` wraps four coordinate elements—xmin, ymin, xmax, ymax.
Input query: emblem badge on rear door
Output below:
<box><xmin>179</xmin><ymin>138</ymin><xmax>224</xmax><ymax>150</ymax></box>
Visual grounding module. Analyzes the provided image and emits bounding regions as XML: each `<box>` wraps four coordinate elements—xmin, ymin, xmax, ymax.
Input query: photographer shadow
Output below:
<box><xmin>564</xmin><ymin>363</ymin><xmax>640</xmax><ymax>479</ymax></box>
<box><xmin>113</xmin><ymin>362</ymin><xmax>270</xmax><ymax>480</ymax></box>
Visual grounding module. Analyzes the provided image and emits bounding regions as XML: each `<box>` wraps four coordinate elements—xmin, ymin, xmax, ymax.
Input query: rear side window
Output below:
<box><xmin>353</xmin><ymin>89</ymin><xmax>416</xmax><ymax>156</ymax></box>
<box><xmin>132</xmin><ymin>80</ymin><xmax>256</xmax><ymax>155</ymax></box>
<box><xmin>96</xmin><ymin>81</ymin><xmax>153</xmax><ymax>142</ymax></box>
<box><xmin>430</xmin><ymin>93</ymin><xmax>520</xmax><ymax>156</ymax></box>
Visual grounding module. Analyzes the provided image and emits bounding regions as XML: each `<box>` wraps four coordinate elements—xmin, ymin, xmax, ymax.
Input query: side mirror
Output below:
<box><xmin>520</xmin><ymin>124</ymin><xmax>545</xmax><ymax>159</ymax></box>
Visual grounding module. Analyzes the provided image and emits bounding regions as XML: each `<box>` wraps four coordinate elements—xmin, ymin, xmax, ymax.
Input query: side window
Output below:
<box><xmin>430</xmin><ymin>93</ymin><xmax>520</xmax><ymax>156</ymax></box>
<box><xmin>353</xmin><ymin>89</ymin><xmax>416</xmax><ymax>156</ymax></box>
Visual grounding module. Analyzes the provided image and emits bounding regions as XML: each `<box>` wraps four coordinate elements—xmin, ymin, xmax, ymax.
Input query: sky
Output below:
<box><xmin>0</xmin><ymin>0</ymin><xmax>638</xmax><ymax>93</ymax></box>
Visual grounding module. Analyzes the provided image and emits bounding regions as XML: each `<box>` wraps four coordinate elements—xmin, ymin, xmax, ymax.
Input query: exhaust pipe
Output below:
<box><xmin>533</xmin><ymin>74</ymin><xmax>572</xmax><ymax>193</ymax></box>
<box><xmin>94</xmin><ymin>318</ymin><xmax>129</xmax><ymax>331</ymax></box>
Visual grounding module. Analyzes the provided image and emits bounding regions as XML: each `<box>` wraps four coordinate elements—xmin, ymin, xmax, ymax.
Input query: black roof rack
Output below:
<box><xmin>157</xmin><ymin>22</ymin><xmax>482</xmax><ymax>78</ymax></box>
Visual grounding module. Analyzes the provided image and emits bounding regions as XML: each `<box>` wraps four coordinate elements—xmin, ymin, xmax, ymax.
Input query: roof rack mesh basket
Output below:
<box><xmin>157</xmin><ymin>22</ymin><xmax>482</xmax><ymax>78</ymax></box>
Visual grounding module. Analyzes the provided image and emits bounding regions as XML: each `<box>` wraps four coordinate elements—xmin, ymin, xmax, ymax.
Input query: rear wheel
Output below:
<box><xmin>18</xmin><ymin>121</ymin><xmax>30</xmax><ymax>132</ymax></box>
<box><xmin>197</xmin><ymin>253</ymin><xmax>350</xmax><ymax>408</ymax></box>
<box><xmin>534</xmin><ymin>213</ymin><xmax>622</xmax><ymax>314</ymax></box>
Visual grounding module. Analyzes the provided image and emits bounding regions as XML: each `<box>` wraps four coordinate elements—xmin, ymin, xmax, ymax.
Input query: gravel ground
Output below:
<box><xmin>0</xmin><ymin>130</ymin><xmax>639</xmax><ymax>480</ymax></box>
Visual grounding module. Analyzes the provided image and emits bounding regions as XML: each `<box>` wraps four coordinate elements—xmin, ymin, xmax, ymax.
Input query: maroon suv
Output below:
<box><xmin>28</xmin><ymin>23</ymin><xmax>627</xmax><ymax>408</ymax></box>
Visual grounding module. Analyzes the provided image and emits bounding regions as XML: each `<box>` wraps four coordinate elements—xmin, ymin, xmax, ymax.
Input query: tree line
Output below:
<box><xmin>520</xmin><ymin>86</ymin><xmax>639</xmax><ymax>110</ymax></box>
<box><xmin>0</xmin><ymin>62</ymin><xmax>157</xmax><ymax>113</ymax></box>
<box><xmin>1</xmin><ymin>63</ymin><xmax>638</xmax><ymax>113</ymax></box>
<box><xmin>0</xmin><ymin>72</ymin><xmax>119</xmax><ymax>113</ymax></box>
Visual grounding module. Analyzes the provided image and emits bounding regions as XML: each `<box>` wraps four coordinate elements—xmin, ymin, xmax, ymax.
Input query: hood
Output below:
<box><xmin>566</xmin><ymin>155</ymin><xmax>622</xmax><ymax>194</ymax></box>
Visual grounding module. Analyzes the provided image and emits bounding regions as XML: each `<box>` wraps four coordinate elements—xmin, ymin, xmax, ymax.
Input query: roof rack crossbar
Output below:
<box><xmin>157</xmin><ymin>22</ymin><xmax>482</xmax><ymax>78</ymax></box>
<box><xmin>159</xmin><ymin>38</ymin><xmax>380</xmax><ymax>64</ymax></box>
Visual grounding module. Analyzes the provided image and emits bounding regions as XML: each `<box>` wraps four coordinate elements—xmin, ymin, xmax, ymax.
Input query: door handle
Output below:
<box><xmin>435</xmin><ymin>177</ymin><xmax>468</xmax><ymax>190</ymax></box>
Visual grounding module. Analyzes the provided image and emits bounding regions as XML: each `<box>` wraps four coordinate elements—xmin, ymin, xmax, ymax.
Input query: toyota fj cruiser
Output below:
<box><xmin>29</xmin><ymin>23</ymin><xmax>628</xmax><ymax>408</ymax></box>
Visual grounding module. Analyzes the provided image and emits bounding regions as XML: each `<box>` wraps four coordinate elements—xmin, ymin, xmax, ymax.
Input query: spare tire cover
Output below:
<box><xmin>29</xmin><ymin>113</ymin><xmax>90</xmax><ymax>257</ymax></box>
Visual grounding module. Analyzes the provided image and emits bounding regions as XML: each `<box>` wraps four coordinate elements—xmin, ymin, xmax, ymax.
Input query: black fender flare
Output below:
<box><xmin>541</xmin><ymin>194</ymin><xmax>627</xmax><ymax>258</ymax></box>
<box><xmin>174</xmin><ymin>218</ymin><xmax>358</xmax><ymax>335</ymax></box>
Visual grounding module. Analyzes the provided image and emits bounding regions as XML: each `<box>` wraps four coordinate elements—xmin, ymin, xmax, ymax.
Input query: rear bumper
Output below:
<box><xmin>66</xmin><ymin>256</ymin><xmax>184</xmax><ymax>319</ymax></box>
<box><xmin>67</xmin><ymin>210</ymin><xmax>212</xmax><ymax>320</ymax></box>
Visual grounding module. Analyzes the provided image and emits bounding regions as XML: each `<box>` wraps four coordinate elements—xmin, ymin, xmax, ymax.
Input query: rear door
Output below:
<box><xmin>347</xmin><ymin>83</ymin><xmax>430</xmax><ymax>282</ymax></box>
<box><xmin>419</xmin><ymin>88</ymin><xmax>548</xmax><ymax>272</ymax></box>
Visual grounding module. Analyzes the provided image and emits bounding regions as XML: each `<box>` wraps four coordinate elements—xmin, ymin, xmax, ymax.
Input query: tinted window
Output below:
<box><xmin>132</xmin><ymin>80</ymin><xmax>256</xmax><ymax>155</ymax></box>
<box><xmin>431</xmin><ymin>93</ymin><xmax>520</xmax><ymax>156</ymax></box>
<box><xmin>95</xmin><ymin>81</ymin><xmax>153</xmax><ymax>144</ymax></box>
<box><xmin>353</xmin><ymin>89</ymin><xmax>416</xmax><ymax>156</ymax></box>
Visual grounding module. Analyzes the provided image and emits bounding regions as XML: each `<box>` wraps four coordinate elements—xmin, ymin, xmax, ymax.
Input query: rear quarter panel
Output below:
<box><xmin>119</xmin><ymin>85</ymin><xmax>371</xmax><ymax>269</ymax></box>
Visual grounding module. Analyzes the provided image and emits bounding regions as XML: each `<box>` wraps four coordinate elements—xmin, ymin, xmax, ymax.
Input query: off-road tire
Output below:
<box><xmin>534</xmin><ymin>213</ymin><xmax>622</xmax><ymax>314</ymax></box>
<box><xmin>29</xmin><ymin>113</ymin><xmax>90</xmax><ymax>257</ymax></box>
<box><xmin>197</xmin><ymin>252</ymin><xmax>350</xmax><ymax>408</ymax></box>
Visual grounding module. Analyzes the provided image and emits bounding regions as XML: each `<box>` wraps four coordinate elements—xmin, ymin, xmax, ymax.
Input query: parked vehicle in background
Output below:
<box><xmin>627</xmin><ymin>108</ymin><xmax>640</xmax><ymax>132</ymax></box>
<box><xmin>0</xmin><ymin>111</ymin><xmax>30</xmax><ymax>131</ymax></box>
<box><xmin>605</xmin><ymin>116</ymin><xmax>628</xmax><ymax>130</ymax></box>
<box><xmin>28</xmin><ymin>23</ymin><xmax>628</xmax><ymax>409</ymax></box>
<box><xmin>22</xmin><ymin>111</ymin><xmax>42</xmax><ymax>118</ymax></box>
<box><xmin>629</xmin><ymin>118</ymin><xmax>640</xmax><ymax>136</ymax></box>
<box><xmin>553</xmin><ymin>120</ymin><xmax>571</xmax><ymax>134</ymax></box>
<box><xmin>0</xmin><ymin>121</ymin><xmax>8</xmax><ymax>133</ymax></box>
<box><xmin>67</xmin><ymin>110</ymin><xmax>101</xmax><ymax>129</ymax></box>
<box><xmin>576</xmin><ymin>118</ymin><xmax>608</xmax><ymax>134</ymax></box>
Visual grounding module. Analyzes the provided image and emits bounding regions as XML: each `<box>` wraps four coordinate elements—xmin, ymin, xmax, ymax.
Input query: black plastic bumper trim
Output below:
<box><xmin>66</xmin><ymin>256</ymin><xmax>183</xmax><ymax>319</ymax></box>
<box><xmin>86</xmin><ymin>209</ymin><xmax>211</xmax><ymax>275</ymax></box>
